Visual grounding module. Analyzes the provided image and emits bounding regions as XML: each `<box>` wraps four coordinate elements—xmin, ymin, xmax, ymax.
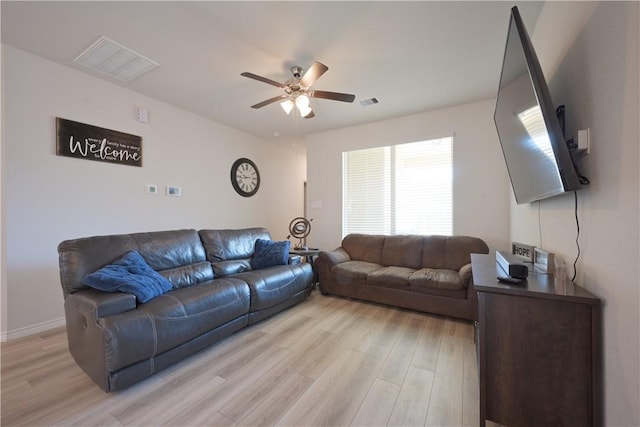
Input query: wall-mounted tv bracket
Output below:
<box><xmin>556</xmin><ymin>105</ymin><xmax>591</xmax><ymax>185</ymax></box>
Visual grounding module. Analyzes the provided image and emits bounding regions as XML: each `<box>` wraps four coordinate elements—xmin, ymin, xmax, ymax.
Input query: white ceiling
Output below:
<box><xmin>1</xmin><ymin>1</ymin><xmax>543</xmax><ymax>142</ymax></box>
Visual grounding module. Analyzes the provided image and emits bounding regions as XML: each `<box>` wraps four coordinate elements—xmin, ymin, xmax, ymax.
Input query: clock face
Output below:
<box><xmin>231</xmin><ymin>158</ymin><xmax>260</xmax><ymax>197</ymax></box>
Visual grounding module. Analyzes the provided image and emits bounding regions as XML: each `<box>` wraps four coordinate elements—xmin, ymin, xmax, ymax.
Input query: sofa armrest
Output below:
<box><xmin>288</xmin><ymin>255</ymin><xmax>302</xmax><ymax>265</ymax></box>
<box><xmin>65</xmin><ymin>289</ymin><xmax>137</xmax><ymax>320</ymax></box>
<box><xmin>319</xmin><ymin>247</ymin><xmax>351</xmax><ymax>266</ymax></box>
<box><xmin>459</xmin><ymin>263</ymin><xmax>473</xmax><ymax>287</ymax></box>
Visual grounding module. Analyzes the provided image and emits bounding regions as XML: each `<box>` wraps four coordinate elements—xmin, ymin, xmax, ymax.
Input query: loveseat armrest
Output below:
<box><xmin>318</xmin><ymin>247</ymin><xmax>351</xmax><ymax>266</ymax></box>
<box><xmin>65</xmin><ymin>289</ymin><xmax>137</xmax><ymax>320</ymax></box>
<box><xmin>459</xmin><ymin>263</ymin><xmax>474</xmax><ymax>287</ymax></box>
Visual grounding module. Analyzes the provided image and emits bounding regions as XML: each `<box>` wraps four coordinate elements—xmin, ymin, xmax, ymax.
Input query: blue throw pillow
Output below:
<box><xmin>251</xmin><ymin>239</ymin><xmax>291</xmax><ymax>269</ymax></box>
<box><xmin>83</xmin><ymin>251</ymin><xmax>173</xmax><ymax>303</ymax></box>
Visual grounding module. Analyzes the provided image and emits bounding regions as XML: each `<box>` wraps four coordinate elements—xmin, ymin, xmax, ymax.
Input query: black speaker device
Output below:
<box><xmin>496</xmin><ymin>250</ymin><xmax>529</xmax><ymax>279</ymax></box>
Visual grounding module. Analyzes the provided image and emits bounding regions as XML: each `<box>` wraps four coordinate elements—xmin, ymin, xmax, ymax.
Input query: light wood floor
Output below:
<box><xmin>1</xmin><ymin>291</ymin><xmax>479</xmax><ymax>427</ymax></box>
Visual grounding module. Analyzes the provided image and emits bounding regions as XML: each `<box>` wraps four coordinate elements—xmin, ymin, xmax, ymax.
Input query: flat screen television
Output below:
<box><xmin>494</xmin><ymin>6</ymin><xmax>583</xmax><ymax>204</ymax></box>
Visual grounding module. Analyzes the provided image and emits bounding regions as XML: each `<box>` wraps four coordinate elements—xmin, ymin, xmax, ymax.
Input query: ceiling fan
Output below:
<box><xmin>241</xmin><ymin>62</ymin><xmax>356</xmax><ymax>119</ymax></box>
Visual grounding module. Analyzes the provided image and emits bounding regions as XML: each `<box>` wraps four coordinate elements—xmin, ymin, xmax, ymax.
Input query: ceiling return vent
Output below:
<box><xmin>359</xmin><ymin>97</ymin><xmax>379</xmax><ymax>107</ymax></box>
<box><xmin>73</xmin><ymin>36</ymin><xmax>159</xmax><ymax>82</ymax></box>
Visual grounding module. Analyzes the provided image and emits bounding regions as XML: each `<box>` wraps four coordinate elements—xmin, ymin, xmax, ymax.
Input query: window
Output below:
<box><xmin>342</xmin><ymin>137</ymin><xmax>453</xmax><ymax>236</ymax></box>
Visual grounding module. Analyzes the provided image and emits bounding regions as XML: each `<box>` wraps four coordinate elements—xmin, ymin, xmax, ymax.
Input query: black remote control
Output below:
<box><xmin>497</xmin><ymin>275</ymin><xmax>523</xmax><ymax>284</ymax></box>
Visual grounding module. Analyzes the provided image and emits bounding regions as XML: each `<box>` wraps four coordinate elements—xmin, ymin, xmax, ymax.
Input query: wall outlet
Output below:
<box><xmin>578</xmin><ymin>128</ymin><xmax>590</xmax><ymax>154</ymax></box>
<box><xmin>145</xmin><ymin>184</ymin><xmax>157</xmax><ymax>195</ymax></box>
<box><xmin>166</xmin><ymin>186</ymin><xmax>181</xmax><ymax>197</ymax></box>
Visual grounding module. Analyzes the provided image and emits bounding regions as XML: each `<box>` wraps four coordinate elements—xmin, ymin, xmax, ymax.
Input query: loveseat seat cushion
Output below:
<box><xmin>100</xmin><ymin>277</ymin><xmax>250</xmax><ymax>372</ymax></box>
<box><xmin>368</xmin><ymin>266</ymin><xmax>415</xmax><ymax>288</ymax></box>
<box><xmin>332</xmin><ymin>260</ymin><xmax>382</xmax><ymax>280</ymax></box>
<box><xmin>409</xmin><ymin>268</ymin><xmax>464</xmax><ymax>291</ymax></box>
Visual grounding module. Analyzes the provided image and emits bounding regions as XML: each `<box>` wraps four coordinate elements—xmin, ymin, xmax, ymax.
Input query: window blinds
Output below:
<box><xmin>342</xmin><ymin>137</ymin><xmax>453</xmax><ymax>237</ymax></box>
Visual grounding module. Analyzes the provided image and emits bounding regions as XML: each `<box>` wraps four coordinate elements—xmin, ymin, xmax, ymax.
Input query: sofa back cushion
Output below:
<box><xmin>199</xmin><ymin>228</ymin><xmax>272</xmax><ymax>277</ymax></box>
<box><xmin>59</xmin><ymin>234</ymin><xmax>137</xmax><ymax>295</ymax></box>
<box><xmin>342</xmin><ymin>234</ymin><xmax>385</xmax><ymax>264</ymax></box>
<box><xmin>422</xmin><ymin>235</ymin><xmax>489</xmax><ymax>270</ymax></box>
<box><xmin>381</xmin><ymin>235</ymin><xmax>424</xmax><ymax>269</ymax></box>
<box><xmin>58</xmin><ymin>229</ymin><xmax>212</xmax><ymax>295</ymax></box>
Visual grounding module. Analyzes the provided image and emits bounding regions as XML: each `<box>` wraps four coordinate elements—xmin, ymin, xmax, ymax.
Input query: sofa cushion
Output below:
<box><xmin>367</xmin><ymin>266</ymin><xmax>414</xmax><ymax>288</ymax></box>
<box><xmin>422</xmin><ymin>235</ymin><xmax>489</xmax><ymax>270</ymax></box>
<box><xmin>141</xmin><ymin>278</ymin><xmax>250</xmax><ymax>355</ymax></box>
<box><xmin>159</xmin><ymin>261</ymin><xmax>214</xmax><ymax>289</ymax></box>
<box><xmin>251</xmin><ymin>239</ymin><xmax>291</xmax><ymax>269</ymax></box>
<box><xmin>199</xmin><ymin>228</ymin><xmax>271</xmax><ymax>263</ymax></box>
<box><xmin>232</xmin><ymin>263</ymin><xmax>312</xmax><ymax>312</ymax></box>
<box><xmin>342</xmin><ymin>234</ymin><xmax>385</xmax><ymax>264</ymax></box>
<box><xmin>211</xmin><ymin>260</ymin><xmax>252</xmax><ymax>277</ymax></box>
<box><xmin>381</xmin><ymin>235</ymin><xmax>424</xmax><ymax>269</ymax></box>
<box><xmin>200</xmin><ymin>228</ymin><xmax>272</xmax><ymax>278</ymax></box>
<box><xmin>409</xmin><ymin>268</ymin><xmax>464</xmax><ymax>291</ymax></box>
<box><xmin>99</xmin><ymin>277</ymin><xmax>251</xmax><ymax>371</ymax></box>
<box><xmin>332</xmin><ymin>260</ymin><xmax>382</xmax><ymax>279</ymax></box>
<box><xmin>59</xmin><ymin>234</ymin><xmax>137</xmax><ymax>295</ymax></box>
<box><xmin>83</xmin><ymin>251</ymin><xmax>173</xmax><ymax>303</ymax></box>
<box><xmin>131</xmin><ymin>229</ymin><xmax>207</xmax><ymax>271</ymax></box>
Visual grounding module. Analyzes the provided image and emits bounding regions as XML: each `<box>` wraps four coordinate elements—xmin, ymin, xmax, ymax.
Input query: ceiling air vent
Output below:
<box><xmin>73</xmin><ymin>36</ymin><xmax>159</xmax><ymax>82</ymax></box>
<box><xmin>360</xmin><ymin>97</ymin><xmax>379</xmax><ymax>107</ymax></box>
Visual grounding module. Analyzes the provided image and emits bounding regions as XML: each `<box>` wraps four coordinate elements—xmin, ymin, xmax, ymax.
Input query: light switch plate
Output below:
<box><xmin>166</xmin><ymin>186</ymin><xmax>181</xmax><ymax>197</ymax></box>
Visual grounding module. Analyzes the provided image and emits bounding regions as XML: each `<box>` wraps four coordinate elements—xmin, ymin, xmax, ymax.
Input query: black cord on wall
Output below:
<box><xmin>572</xmin><ymin>191</ymin><xmax>581</xmax><ymax>283</ymax></box>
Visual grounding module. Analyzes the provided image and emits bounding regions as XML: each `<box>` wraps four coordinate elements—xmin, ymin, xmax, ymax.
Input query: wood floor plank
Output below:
<box><xmin>237</xmin><ymin>373</ymin><xmax>314</xmax><ymax>426</ymax></box>
<box><xmin>310</xmin><ymin>341</ymin><xmax>390</xmax><ymax>426</ymax></box>
<box><xmin>274</xmin><ymin>348</ymin><xmax>364</xmax><ymax>426</ymax></box>
<box><xmin>387</xmin><ymin>365</ymin><xmax>434</xmax><ymax>427</ymax></box>
<box><xmin>161</xmin><ymin>346</ymin><xmax>290</xmax><ymax>426</ymax></box>
<box><xmin>411</xmin><ymin>314</ymin><xmax>445</xmax><ymax>372</ymax></box>
<box><xmin>350</xmin><ymin>378</ymin><xmax>400</xmax><ymax>426</ymax></box>
<box><xmin>424</xmin><ymin>319</ymin><xmax>467</xmax><ymax>427</ymax></box>
<box><xmin>378</xmin><ymin>316</ymin><xmax>424</xmax><ymax>385</ymax></box>
<box><xmin>0</xmin><ymin>292</ymin><xmax>479</xmax><ymax>427</ymax></box>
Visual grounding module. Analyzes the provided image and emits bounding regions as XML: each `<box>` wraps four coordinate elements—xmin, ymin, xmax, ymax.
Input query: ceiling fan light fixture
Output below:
<box><xmin>241</xmin><ymin>61</ymin><xmax>355</xmax><ymax>120</ymax></box>
<box><xmin>296</xmin><ymin>94</ymin><xmax>312</xmax><ymax>117</ymax></box>
<box><xmin>280</xmin><ymin>99</ymin><xmax>294</xmax><ymax>114</ymax></box>
<box><xmin>297</xmin><ymin>104</ymin><xmax>312</xmax><ymax>117</ymax></box>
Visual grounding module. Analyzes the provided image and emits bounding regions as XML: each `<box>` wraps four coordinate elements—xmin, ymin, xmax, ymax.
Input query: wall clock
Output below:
<box><xmin>230</xmin><ymin>158</ymin><xmax>260</xmax><ymax>197</ymax></box>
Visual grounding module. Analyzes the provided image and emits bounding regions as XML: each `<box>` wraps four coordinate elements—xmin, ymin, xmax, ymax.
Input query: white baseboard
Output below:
<box><xmin>0</xmin><ymin>317</ymin><xmax>66</xmax><ymax>342</ymax></box>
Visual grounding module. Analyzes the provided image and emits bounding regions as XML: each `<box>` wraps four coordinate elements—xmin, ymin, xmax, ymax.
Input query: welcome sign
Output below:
<box><xmin>56</xmin><ymin>118</ymin><xmax>142</xmax><ymax>167</ymax></box>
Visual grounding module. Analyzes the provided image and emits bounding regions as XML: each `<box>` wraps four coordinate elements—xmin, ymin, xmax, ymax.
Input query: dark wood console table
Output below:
<box><xmin>471</xmin><ymin>253</ymin><xmax>601</xmax><ymax>427</ymax></box>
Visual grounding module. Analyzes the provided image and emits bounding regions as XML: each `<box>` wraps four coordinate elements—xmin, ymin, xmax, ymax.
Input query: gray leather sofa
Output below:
<box><xmin>58</xmin><ymin>227</ymin><xmax>312</xmax><ymax>392</ymax></box>
<box><xmin>315</xmin><ymin>234</ymin><xmax>489</xmax><ymax>320</ymax></box>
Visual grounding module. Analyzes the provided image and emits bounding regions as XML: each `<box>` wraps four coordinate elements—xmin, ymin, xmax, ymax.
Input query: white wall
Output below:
<box><xmin>306</xmin><ymin>99</ymin><xmax>511</xmax><ymax>252</ymax></box>
<box><xmin>307</xmin><ymin>3</ymin><xmax>640</xmax><ymax>425</ymax></box>
<box><xmin>518</xmin><ymin>2</ymin><xmax>638</xmax><ymax>425</ymax></box>
<box><xmin>0</xmin><ymin>45</ymin><xmax>307</xmax><ymax>340</ymax></box>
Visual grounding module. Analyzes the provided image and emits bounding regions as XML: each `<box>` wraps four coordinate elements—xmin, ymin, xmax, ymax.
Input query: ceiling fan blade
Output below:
<box><xmin>250</xmin><ymin>95</ymin><xmax>288</xmax><ymax>109</ymax></box>
<box><xmin>300</xmin><ymin>62</ymin><xmax>329</xmax><ymax>87</ymax></box>
<box><xmin>241</xmin><ymin>72</ymin><xmax>285</xmax><ymax>88</ymax></box>
<box><xmin>310</xmin><ymin>90</ymin><xmax>356</xmax><ymax>103</ymax></box>
<box><xmin>304</xmin><ymin>110</ymin><xmax>315</xmax><ymax>119</ymax></box>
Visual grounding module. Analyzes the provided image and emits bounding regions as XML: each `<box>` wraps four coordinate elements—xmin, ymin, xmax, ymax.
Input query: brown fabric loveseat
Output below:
<box><xmin>315</xmin><ymin>234</ymin><xmax>489</xmax><ymax>320</ymax></box>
